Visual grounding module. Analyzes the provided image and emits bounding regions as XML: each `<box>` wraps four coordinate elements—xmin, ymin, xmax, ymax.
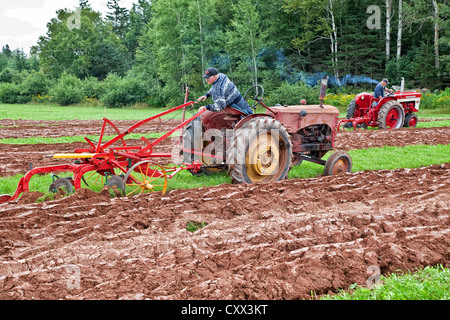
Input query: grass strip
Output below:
<box><xmin>1</xmin><ymin>103</ymin><xmax>449</xmax><ymax>121</ymax></box>
<box><xmin>1</xmin><ymin>144</ymin><xmax>448</xmax><ymax>196</ymax></box>
<box><xmin>0</xmin><ymin>104</ymin><xmax>195</xmax><ymax>121</ymax></box>
<box><xmin>416</xmin><ymin>120</ymin><xmax>450</xmax><ymax>128</ymax></box>
<box><xmin>319</xmin><ymin>265</ymin><xmax>449</xmax><ymax>300</ymax></box>
<box><xmin>0</xmin><ymin>132</ymin><xmax>180</xmax><ymax>145</ymax></box>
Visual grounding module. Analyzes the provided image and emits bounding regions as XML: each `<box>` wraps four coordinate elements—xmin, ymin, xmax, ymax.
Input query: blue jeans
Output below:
<box><xmin>230</xmin><ymin>97</ymin><xmax>253</xmax><ymax>115</ymax></box>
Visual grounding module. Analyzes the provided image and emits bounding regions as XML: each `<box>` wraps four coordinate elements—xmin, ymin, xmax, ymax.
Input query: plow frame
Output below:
<box><xmin>2</xmin><ymin>97</ymin><xmax>208</xmax><ymax>203</ymax></box>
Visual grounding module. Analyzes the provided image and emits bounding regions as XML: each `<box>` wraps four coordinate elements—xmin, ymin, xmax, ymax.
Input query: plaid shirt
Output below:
<box><xmin>205</xmin><ymin>73</ymin><xmax>242</xmax><ymax>112</ymax></box>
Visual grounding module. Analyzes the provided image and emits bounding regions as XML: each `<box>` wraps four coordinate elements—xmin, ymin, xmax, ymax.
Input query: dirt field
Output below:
<box><xmin>0</xmin><ymin>118</ymin><xmax>449</xmax><ymax>300</ymax></box>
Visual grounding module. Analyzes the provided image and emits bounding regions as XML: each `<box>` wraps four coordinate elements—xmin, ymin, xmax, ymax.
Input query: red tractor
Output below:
<box><xmin>338</xmin><ymin>78</ymin><xmax>422</xmax><ymax>130</ymax></box>
<box><xmin>183</xmin><ymin>76</ymin><xmax>353</xmax><ymax>184</ymax></box>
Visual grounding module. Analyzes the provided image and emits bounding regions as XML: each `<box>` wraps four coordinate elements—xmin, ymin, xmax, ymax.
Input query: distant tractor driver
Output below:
<box><xmin>374</xmin><ymin>78</ymin><xmax>393</xmax><ymax>100</ymax></box>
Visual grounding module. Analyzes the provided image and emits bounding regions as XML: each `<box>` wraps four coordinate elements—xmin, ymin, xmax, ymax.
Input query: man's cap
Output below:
<box><xmin>203</xmin><ymin>67</ymin><xmax>219</xmax><ymax>79</ymax></box>
<box><xmin>382</xmin><ymin>78</ymin><xmax>389</xmax><ymax>84</ymax></box>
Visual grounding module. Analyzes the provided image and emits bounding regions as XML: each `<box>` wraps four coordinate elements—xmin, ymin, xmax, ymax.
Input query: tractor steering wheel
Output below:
<box><xmin>244</xmin><ymin>85</ymin><xmax>264</xmax><ymax>110</ymax></box>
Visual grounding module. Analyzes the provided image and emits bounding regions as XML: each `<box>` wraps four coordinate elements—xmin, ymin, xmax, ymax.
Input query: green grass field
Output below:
<box><xmin>1</xmin><ymin>103</ymin><xmax>449</xmax><ymax>122</ymax></box>
<box><xmin>0</xmin><ymin>103</ymin><xmax>193</xmax><ymax>121</ymax></box>
<box><xmin>320</xmin><ymin>265</ymin><xmax>449</xmax><ymax>300</ymax></box>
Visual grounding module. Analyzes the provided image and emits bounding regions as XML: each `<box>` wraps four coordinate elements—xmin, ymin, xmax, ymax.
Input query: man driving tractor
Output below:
<box><xmin>197</xmin><ymin>67</ymin><xmax>253</xmax><ymax>116</ymax></box>
<box><xmin>184</xmin><ymin>67</ymin><xmax>253</xmax><ymax>165</ymax></box>
<box><xmin>374</xmin><ymin>78</ymin><xmax>393</xmax><ymax>100</ymax></box>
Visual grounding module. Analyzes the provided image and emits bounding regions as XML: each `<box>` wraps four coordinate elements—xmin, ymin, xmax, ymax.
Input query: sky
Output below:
<box><xmin>0</xmin><ymin>0</ymin><xmax>137</xmax><ymax>54</ymax></box>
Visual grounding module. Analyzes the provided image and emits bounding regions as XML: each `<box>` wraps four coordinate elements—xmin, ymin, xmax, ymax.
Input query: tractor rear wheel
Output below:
<box><xmin>323</xmin><ymin>151</ymin><xmax>352</xmax><ymax>176</ymax></box>
<box><xmin>344</xmin><ymin>98</ymin><xmax>357</xmax><ymax>129</ymax></box>
<box><xmin>227</xmin><ymin>117</ymin><xmax>292</xmax><ymax>184</ymax></box>
<box><xmin>377</xmin><ymin>101</ymin><xmax>405</xmax><ymax>129</ymax></box>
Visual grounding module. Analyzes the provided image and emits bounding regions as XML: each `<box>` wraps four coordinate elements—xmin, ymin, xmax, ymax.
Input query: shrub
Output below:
<box><xmin>0</xmin><ymin>82</ymin><xmax>31</xmax><ymax>104</ymax></box>
<box><xmin>419</xmin><ymin>88</ymin><xmax>450</xmax><ymax>111</ymax></box>
<box><xmin>0</xmin><ymin>68</ymin><xmax>16</xmax><ymax>83</ymax></box>
<box><xmin>82</xmin><ymin>76</ymin><xmax>103</xmax><ymax>100</ymax></box>
<box><xmin>49</xmin><ymin>73</ymin><xmax>84</xmax><ymax>106</ymax></box>
<box><xmin>99</xmin><ymin>73</ymin><xmax>161</xmax><ymax>108</ymax></box>
<box><xmin>264</xmin><ymin>81</ymin><xmax>320</xmax><ymax>106</ymax></box>
<box><xmin>21</xmin><ymin>70</ymin><xmax>51</xmax><ymax>97</ymax></box>
<box><xmin>325</xmin><ymin>94</ymin><xmax>357</xmax><ymax>111</ymax></box>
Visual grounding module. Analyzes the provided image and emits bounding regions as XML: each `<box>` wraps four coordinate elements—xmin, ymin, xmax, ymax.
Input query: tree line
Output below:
<box><xmin>0</xmin><ymin>0</ymin><xmax>448</xmax><ymax>108</ymax></box>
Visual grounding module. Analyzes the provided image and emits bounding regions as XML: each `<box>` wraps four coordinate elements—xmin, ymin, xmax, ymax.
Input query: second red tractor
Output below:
<box><xmin>338</xmin><ymin>78</ymin><xmax>422</xmax><ymax>130</ymax></box>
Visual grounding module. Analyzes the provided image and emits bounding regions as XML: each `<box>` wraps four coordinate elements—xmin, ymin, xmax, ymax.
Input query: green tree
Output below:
<box><xmin>33</xmin><ymin>7</ymin><xmax>129</xmax><ymax>80</ymax></box>
<box><xmin>226</xmin><ymin>0</ymin><xmax>267</xmax><ymax>87</ymax></box>
<box><xmin>106</xmin><ymin>0</ymin><xmax>130</xmax><ymax>40</ymax></box>
<box><xmin>142</xmin><ymin>0</ymin><xmax>191</xmax><ymax>104</ymax></box>
<box><xmin>124</xmin><ymin>0</ymin><xmax>152</xmax><ymax>60</ymax></box>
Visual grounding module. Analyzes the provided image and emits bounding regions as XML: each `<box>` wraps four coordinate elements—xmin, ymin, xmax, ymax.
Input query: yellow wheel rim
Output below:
<box><xmin>125</xmin><ymin>162</ymin><xmax>168</xmax><ymax>196</ymax></box>
<box><xmin>246</xmin><ymin>132</ymin><xmax>280</xmax><ymax>182</ymax></box>
<box><xmin>332</xmin><ymin>159</ymin><xmax>349</xmax><ymax>175</ymax></box>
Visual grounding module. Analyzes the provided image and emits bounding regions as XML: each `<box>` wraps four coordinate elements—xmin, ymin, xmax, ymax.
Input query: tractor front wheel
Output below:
<box><xmin>404</xmin><ymin>113</ymin><xmax>418</xmax><ymax>128</ymax></box>
<box><xmin>227</xmin><ymin>117</ymin><xmax>292</xmax><ymax>184</ymax></box>
<box><xmin>377</xmin><ymin>101</ymin><xmax>405</xmax><ymax>129</ymax></box>
<box><xmin>323</xmin><ymin>151</ymin><xmax>352</xmax><ymax>176</ymax></box>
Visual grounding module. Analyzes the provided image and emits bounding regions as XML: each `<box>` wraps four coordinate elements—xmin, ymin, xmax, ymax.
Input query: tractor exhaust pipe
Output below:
<box><xmin>400</xmin><ymin>77</ymin><xmax>404</xmax><ymax>92</ymax></box>
<box><xmin>319</xmin><ymin>75</ymin><xmax>328</xmax><ymax>108</ymax></box>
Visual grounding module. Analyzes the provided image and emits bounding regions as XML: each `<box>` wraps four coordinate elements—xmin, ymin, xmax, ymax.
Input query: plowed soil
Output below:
<box><xmin>0</xmin><ymin>118</ymin><xmax>449</xmax><ymax>300</ymax></box>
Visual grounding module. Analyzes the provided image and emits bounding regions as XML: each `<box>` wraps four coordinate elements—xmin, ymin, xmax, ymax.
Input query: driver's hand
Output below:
<box><xmin>198</xmin><ymin>96</ymin><xmax>207</xmax><ymax>102</ymax></box>
<box><xmin>198</xmin><ymin>106</ymin><xmax>207</xmax><ymax>113</ymax></box>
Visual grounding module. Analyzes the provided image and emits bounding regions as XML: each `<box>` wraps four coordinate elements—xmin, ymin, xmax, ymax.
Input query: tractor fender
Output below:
<box><xmin>234</xmin><ymin>113</ymin><xmax>275</xmax><ymax>130</ymax></box>
<box><xmin>376</xmin><ymin>96</ymin><xmax>398</xmax><ymax>109</ymax></box>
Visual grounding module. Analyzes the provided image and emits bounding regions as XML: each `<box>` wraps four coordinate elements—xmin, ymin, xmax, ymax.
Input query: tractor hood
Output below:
<box><xmin>266</xmin><ymin>104</ymin><xmax>339</xmax><ymax>133</ymax></box>
<box><xmin>268</xmin><ymin>104</ymin><xmax>339</xmax><ymax>115</ymax></box>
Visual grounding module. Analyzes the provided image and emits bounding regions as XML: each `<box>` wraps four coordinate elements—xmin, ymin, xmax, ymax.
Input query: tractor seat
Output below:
<box><xmin>224</xmin><ymin>106</ymin><xmax>246</xmax><ymax>121</ymax></box>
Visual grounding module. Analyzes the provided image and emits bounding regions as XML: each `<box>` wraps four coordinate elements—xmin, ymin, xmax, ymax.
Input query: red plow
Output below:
<box><xmin>0</xmin><ymin>93</ymin><xmax>205</xmax><ymax>203</ymax></box>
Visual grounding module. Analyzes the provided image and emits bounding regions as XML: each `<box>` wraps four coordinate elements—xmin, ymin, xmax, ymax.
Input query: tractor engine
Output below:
<box><xmin>298</xmin><ymin>124</ymin><xmax>332</xmax><ymax>145</ymax></box>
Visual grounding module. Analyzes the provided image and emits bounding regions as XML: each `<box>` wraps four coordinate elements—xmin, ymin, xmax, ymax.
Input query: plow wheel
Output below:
<box><xmin>123</xmin><ymin>161</ymin><xmax>168</xmax><ymax>196</ymax></box>
<box><xmin>49</xmin><ymin>178</ymin><xmax>74</xmax><ymax>194</ymax></box>
<box><xmin>81</xmin><ymin>169</ymin><xmax>125</xmax><ymax>192</ymax></box>
<box><xmin>377</xmin><ymin>101</ymin><xmax>405</xmax><ymax>129</ymax></box>
<box><xmin>82</xmin><ymin>170</ymin><xmax>106</xmax><ymax>188</ymax></box>
<box><xmin>227</xmin><ymin>117</ymin><xmax>292</xmax><ymax>184</ymax></box>
<box><xmin>107</xmin><ymin>175</ymin><xmax>125</xmax><ymax>197</ymax></box>
<box><xmin>323</xmin><ymin>151</ymin><xmax>352</xmax><ymax>176</ymax></box>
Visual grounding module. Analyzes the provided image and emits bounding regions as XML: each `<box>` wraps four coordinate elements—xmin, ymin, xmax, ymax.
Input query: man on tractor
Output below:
<box><xmin>374</xmin><ymin>78</ymin><xmax>393</xmax><ymax>100</ymax></box>
<box><xmin>197</xmin><ymin>67</ymin><xmax>253</xmax><ymax>116</ymax></box>
<box><xmin>183</xmin><ymin>67</ymin><xmax>253</xmax><ymax>168</ymax></box>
